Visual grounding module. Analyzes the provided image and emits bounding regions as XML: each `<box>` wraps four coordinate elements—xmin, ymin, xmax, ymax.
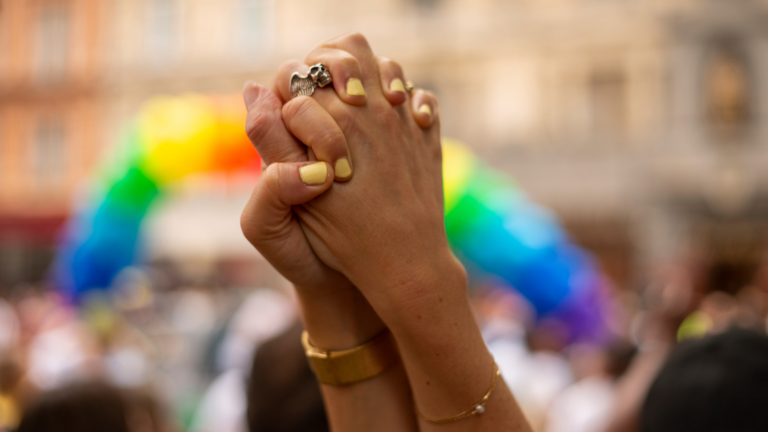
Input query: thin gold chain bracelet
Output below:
<box><xmin>414</xmin><ymin>362</ymin><xmax>501</xmax><ymax>424</ymax></box>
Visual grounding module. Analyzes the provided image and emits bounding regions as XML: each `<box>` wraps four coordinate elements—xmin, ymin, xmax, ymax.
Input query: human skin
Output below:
<box><xmin>241</xmin><ymin>48</ymin><xmax>423</xmax><ymax>430</ymax></box>
<box><xmin>241</xmin><ymin>33</ymin><xmax>532</xmax><ymax>431</ymax></box>
<box><xmin>240</xmin><ymin>82</ymin><xmax>417</xmax><ymax>431</ymax></box>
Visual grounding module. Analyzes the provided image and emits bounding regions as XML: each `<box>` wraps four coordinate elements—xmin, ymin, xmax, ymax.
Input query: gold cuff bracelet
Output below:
<box><xmin>302</xmin><ymin>329</ymin><xmax>399</xmax><ymax>386</ymax></box>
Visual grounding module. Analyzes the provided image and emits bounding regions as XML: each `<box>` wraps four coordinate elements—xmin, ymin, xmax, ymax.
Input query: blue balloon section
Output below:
<box><xmin>443</xmin><ymin>142</ymin><xmax>609</xmax><ymax>342</ymax></box>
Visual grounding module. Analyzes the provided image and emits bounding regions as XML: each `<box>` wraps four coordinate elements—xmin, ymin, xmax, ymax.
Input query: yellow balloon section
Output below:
<box><xmin>137</xmin><ymin>95</ymin><xmax>256</xmax><ymax>183</ymax></box>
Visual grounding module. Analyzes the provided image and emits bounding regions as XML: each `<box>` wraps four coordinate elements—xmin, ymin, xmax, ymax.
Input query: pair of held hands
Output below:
<box><xmin>239</xmin><ymin>34</ymin><xmax>528</xmax><ymax>431</ymax></box>
<box><xmin>241</xmin><ymin>32</ymin><xmax>465</xmax><ymax>344</ymax></box>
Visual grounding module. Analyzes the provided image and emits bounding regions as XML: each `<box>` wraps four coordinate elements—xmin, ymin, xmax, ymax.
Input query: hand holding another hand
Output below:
<box><xmin>240</xmin><ymin>33</ymin><xmax>530</xmax><ymax>432</ymax></box>
<box><xmin>241</xmin><ymin>32</ymin><xmax>452</xmax><ymax>323</ymax></box>
<box><xmin>271</xmin><ymin>33</ymin><xmax>460</xmax><ymax>312</ymax></box>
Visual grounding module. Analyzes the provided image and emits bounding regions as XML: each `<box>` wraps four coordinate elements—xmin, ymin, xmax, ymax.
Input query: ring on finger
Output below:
<box><xmin>290</xmin><ymin>63</ymin><xmax>333</xmax><ymax>98</ymax></box>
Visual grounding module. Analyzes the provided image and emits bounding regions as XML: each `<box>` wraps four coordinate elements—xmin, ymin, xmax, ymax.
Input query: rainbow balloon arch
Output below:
<box><xmin>53</xmin><ymin>94</ymin><xmax>611</xmax><ymax>343</ymax></box>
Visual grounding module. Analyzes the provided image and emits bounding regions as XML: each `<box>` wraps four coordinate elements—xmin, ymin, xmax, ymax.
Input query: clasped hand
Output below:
<box><xmin>240</xmin><ymin>32</ymin><xmax>463</xmax><ymax>331</ymax></box>
<box><xmin>239</xmin><ymin>32</ymin><xmax>528</xmax><ymax>432</ymax></box>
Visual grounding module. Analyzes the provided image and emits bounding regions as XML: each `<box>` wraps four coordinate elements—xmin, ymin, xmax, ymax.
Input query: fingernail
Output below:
<box><xmin>242</xmin><ymin>81</ymin><xmax>258</xmax><ymax>108</ymax></box>
<box><xmin>300</xmin><ymin>162</ymin><xmax>327</xmax><ymax>185</ymax></box>
<box><xmin>389</xmin><ymin>78</ymin><xmax>406</xmax><ymax>94</ymax></box>
<box><xmin>346</xmin><ymin>78</ymin><xmax>366</xmax><ymax>96</ymax></box>
<box><xmin>418</xmin><ymin>104</ymin><xmax>432</xmax><ymax>115</ymax></box>
<box><xmin>335</xmin><ymin>158</ymin><xmax>352</xmax><ymax>179</ymax></box>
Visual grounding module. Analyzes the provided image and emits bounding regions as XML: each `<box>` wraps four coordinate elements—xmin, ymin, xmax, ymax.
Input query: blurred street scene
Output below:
<box><xmin>3</xmin><ymin>0</ymin><xmax>768</xmax><ymax>431</ymax></box>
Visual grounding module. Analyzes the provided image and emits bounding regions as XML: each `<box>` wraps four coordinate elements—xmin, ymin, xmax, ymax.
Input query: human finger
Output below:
<box><xmin>242</xmin><ymin>81</ymin><xmax>307</xmax><ymax>164</ymax></box>
<box><xmin>320</xmin><ymin>32</ymin><xmax>380</xmax><ymax>92</ymax></box>
<box><xmin>282</xmin><ymin>96</ymin><xmax>353</xmax><ymax>181</ymax></box>
<box><xmin>376</xmin><ymin>56</ymin><xmax>407</xmax><ymax>107</ymax></box>
<box><xmin>411</xmin><ymin>89</ymin><xmax>439</xmax><ymax>129</ymax></box>
<box><xmin>272</xmin><ymin>60</ymin><xmax>308</xmax><ymax>104</ymax></box>
<box><xmin>304</xmin><ymin>47</ymin><xmax>367</xmax><ymax>106</ymax></box>
<box><xmin>240</xmin><ymin>161</ymin><xmax>333</xmax><ymax>274</ymax></box>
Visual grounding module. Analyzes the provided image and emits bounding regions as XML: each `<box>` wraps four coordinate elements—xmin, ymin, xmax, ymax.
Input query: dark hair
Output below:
<box><xmin>247</xmin><ymin>322</ymin><xmax>329</xmax><ymax>432</ymax></box>
<box><xmin>641</xmin><ymin>328</ymin><xmax>768</xmax><ymax>432</ymax></box>
<box><xmin>17</xmin><ymin>381</ymin><xmax>130</xmax><ymax>432</ymax></box>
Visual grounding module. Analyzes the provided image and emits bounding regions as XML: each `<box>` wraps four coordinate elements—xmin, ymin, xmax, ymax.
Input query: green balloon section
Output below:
<box><xmin>53</xmin><ymin>96</ymin><xmax>610</xmax><ymax>343</ymax></box>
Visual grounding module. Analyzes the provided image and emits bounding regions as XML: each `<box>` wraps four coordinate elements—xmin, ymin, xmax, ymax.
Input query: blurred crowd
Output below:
<box><xmin>0</xmin><ymin>263</ymin><xmax>297</xmax><ymax>432</ymax></box>
<box><xmin>3</xmin><ymin>0</ymin><xmax>768</xmax><ymax>430</ymax></box>
<box><xmin>1</xmin><ymin>252</ymin><xmax>767</xmax><ymax>432</ymax></box>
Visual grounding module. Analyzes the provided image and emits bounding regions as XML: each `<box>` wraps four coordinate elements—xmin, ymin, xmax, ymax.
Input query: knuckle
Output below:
<box><xmin>304</xmin><ymin>47</ymin><xmax>324</xmax><ymax>64</ymax></box>
<box><xmin>343</xmin><ymin>32</ymin><xmax>371</xmax><ymax>51</ymax></box>
<box><xmin>338</xmin><ymin>55</ymin><xmax>361</xmax><ymax>74</ymax></box>
<box><xmin>412</xmin><ymin>89</ymin><xmax>427</xmax><ymax>103</ymax></box>
<box><xmin>277</xmin><ymin>60</ymin><xmax>299</xmax><ymax>79</ymax></box>
<box><xmin>315</xmin><ymin>127</ymin><xmax>345</xmax><ymax>153</ymax></box>
<box><xmin>382</xmin><ymin>112</ymin><xmax>400</xmax><ymax>130</ymax></box>
<box><xmin>283</xmin><ymin>96</ymin><xmax>312</xmax><ymax>124</ymax></box>
<box><xmin>370</xmin><ymin>97</ymin><xmax>388</xmax><ymax>112</ymax></box>
<box><xmin>245</xmin><ymin>109</ymin><xmax>276</xmax><ymax>147</ymax></box>
<box><xmin>241</xmin><ymin>175</ymin><xmax>275</xmax><ymax>242</ymax></box>
<box><xmin>334</xmin><ymin>108</ymin><xmax>359</xmax><ymax>133</ymax></box>
<box><xmin>240</xmin><ymin>210</ymin><xmax>255</xmax><ymax>242</ymax></box>
<box><xmin>261</xmin><ymin>164</ymin><xmax>288</xmax><ymax>209</ymax></box>
<box><xmin>263</xmin><ymin>163</ymin><xmax>283</xmax><ymax>193</ymax></box>
<box><xmin>240</xmin><ymin>211</ymin><xmax>267</xmax><ymax>247</ymax></box>
<box><xmin>384</xmin><ymin>58</ymin><xmax>404</xmax><ymax>76</ymax></box>
<box><xmin>277</xmin><ymin>60</ymin><xmax>293</xmax><ymax>72</ymax></box>
<box><xmin>277</xmin><ymin>59</ymin><xmax>299</xmax><ymax>73</ymax></box>
<box><xmin>372</xmin><ymin>101</ymin><xmax>399</xmax><ymax>127</ymax></box>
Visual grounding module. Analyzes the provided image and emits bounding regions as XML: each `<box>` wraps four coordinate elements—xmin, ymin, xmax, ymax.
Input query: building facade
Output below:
<box><xmin>3</xmin><ymin>0</ymin><xmax>768</xmax><ymax>293</ymax></box>
<box><xmin>0</xmin><ymin>0</ymin><xmax>105</xmax><ymax>286</ymax></box>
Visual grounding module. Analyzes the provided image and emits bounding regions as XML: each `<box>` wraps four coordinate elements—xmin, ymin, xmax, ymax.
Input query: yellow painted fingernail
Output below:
<box><xmin>335</xmin><ymin>158</ymin><xmax>352</xmax><ymax>179</ymax></box>
<box><xmin>419</xmin><ymin>104</ymin><xmax>432</xmax><ymax>115</ymax></box>
<box><xmin>346</xmin><ymin>78</ymin><xmax>366</xmax><ymax>96</ymax></box>
<box><xmin>300</xmin><ymin>162</ymin><xmax>327</xmax><ymax>185</ymax></box>
<box><xmin>389</xmin><ymin>78</ymin><xmax>406</xmax><ymax>93</ymax></box>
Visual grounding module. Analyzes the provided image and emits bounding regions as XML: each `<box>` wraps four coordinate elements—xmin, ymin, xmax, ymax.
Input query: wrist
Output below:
<box><xmin>357</xmin><ymin>251</ymin><xmax>468</xmax><ymax>325</ymax></box>
<box><xmin>295</xmin><ymin>284</ymin><xmax>386</xmax><ymax>350</ymax></box>
<box><xmin>356</xmin><ymin>255</ymin><xmax>498</xmax><ymax>420</ymax></box>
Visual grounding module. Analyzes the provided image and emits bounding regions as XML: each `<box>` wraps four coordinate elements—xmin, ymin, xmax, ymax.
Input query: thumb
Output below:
<box><xmin>241</xmin><ymin>161</ymin><xmax>333</xmax><ymax>251</ymax></box>
<box><xmin>243</xmin><ymin>81</ymin><xmax>308</xmax><ymax>165</ymax></box>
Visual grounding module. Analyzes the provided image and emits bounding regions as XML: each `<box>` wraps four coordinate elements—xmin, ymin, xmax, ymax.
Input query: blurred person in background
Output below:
<box><xmin>605</xmin><ymin>256</ymin><xmax>768</xmax><ymax>432</ymax></box>
<box><xmin>190</xmin><ymin>289</ymin><xmax>295</xmax><ymax>432</ymax></box>
<box><xmin>0</xmin><ymin>285</ymin><xmax>177</xmax><ymax>432</ymax></box>
<box><xmin>641</xmin><ymin>328</ymin><xmax>768</xmax><ymax>432</ymax></box>
<box><xmin>0</xmin><ymin>297</ymin><xmax>21</xmax><ymax>431</ymax></box>
<box><xmin>544</xmin><ymin>342</ymin><xmax>634</xmax><ymax>432</ymax></box>
<box><xmin>247</xmin><ymin>323</ymin><xmax>328</xmax><ymax>432</ymax></box>
<box><xmin>0</xmin><ymin>355</ymin><xmax>23</xmax><ymax>432</ymax></box>
<box><xmin>604</xmin><ymin>263</ymin><xmax>697</xmax><ymax>432</ymax></box>
<box><xmin>16</xmin><ymin>380</ymin><xmax>173</xmax><ymax>432</ymax></box>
